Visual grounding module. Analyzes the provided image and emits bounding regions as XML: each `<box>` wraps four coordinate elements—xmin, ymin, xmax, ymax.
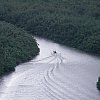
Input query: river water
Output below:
<box><xmin>0</xmin><ymin>37</ymin><xmax>100</xmax><ymax>100</ymax></box>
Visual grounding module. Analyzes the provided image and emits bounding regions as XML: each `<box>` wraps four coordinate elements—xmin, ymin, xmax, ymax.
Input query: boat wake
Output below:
<box><xmin>42</xmin><ymin>54</ymin><xmax>99</xmax><ymax>100</ymax></box>
<box><xmin>0</xmin><ymin>52</ymin><xmax>100</xmax><ymax>100</ymax></box>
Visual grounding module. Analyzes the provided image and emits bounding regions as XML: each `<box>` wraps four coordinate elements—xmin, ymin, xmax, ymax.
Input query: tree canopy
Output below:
<box><xmin>0</xmin><ymin>21</ymin><xmax>39</xmax><ymax>75</ymax></box>
<box><xmin>0</xmin><ymin>0</ymin><xmax>99</xmax><ymax>55</ymax></box>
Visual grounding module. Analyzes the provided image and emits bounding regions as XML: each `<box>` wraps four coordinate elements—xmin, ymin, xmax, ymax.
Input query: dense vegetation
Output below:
<box><xmin>0</xmin><ymin>21</ymin><xmax>39</xmax><ymax>75</ymax></box>
<box><xmin>0</xmin><ymin>0</ymin><xmax>100</xmax><ymax>56</ymax></box>
<box><xmin>97</xmin><ymin>77</ymin><xmax>100</xmax><ymax>91</ymax></box>
<box><xmin>0</xmin><ymin>0</ymin><xmax>100</xmax><ymax>76</ymax></box>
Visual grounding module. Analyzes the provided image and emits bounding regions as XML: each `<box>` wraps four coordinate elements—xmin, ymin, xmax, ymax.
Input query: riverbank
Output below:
<box><xmin>0</xmin><ymin>21</ymin><xmax>39</xmax><ymax>76</ymax></box>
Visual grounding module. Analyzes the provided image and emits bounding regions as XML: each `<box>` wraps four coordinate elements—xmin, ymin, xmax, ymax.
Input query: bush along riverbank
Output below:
<box><xmin>97</xmin><ymin>77</ymin><xmax>100</xmax><ymax>91</ymax></box>
<box><xmin>0</xmin><ymin>21</ymin><xmax>39</xmax><ymax>75</ymax></box>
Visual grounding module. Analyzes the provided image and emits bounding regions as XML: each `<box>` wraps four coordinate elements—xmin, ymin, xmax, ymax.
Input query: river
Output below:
<box><xmin>0</xmin><ymin>37</ymin><xmax>100</xmax><ymax>100</ymax></box>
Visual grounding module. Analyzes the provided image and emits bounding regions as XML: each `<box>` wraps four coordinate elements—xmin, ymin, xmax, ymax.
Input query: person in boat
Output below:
<box><xmin>53</xmin><ymin>51</ymin><xmax>57</xmax><ymax>54</ymax></box>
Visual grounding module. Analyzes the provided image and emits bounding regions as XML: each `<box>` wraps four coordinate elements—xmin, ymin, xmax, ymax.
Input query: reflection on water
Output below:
<box><xmin>0</xmin><ymin>37</ymin><xmax>100</xmax><ymax>100</ymax></box>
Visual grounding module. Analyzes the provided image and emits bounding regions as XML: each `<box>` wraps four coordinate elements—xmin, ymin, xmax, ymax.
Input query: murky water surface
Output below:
<box><xmin>0</xmin><ymin>37</ymin><xmax>100</xmax><ymax>100</ymax></box>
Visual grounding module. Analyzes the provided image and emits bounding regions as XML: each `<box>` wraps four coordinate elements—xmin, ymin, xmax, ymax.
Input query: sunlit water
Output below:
<box><xmin>0</xmin><ymin>37</ymin><xmax>100</xmax><ymax>100</ymax></box>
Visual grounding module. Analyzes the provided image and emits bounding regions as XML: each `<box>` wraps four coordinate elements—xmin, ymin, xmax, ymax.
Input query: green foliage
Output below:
<box><xmin>97</xmin><ymin>77</ymin><xmax>100</xmax><ymax>91</ymax></box>
<box><xmin>0</xmin><ymin>21</ymin><xmax>39</xmax><ymax>75</ymax></box>
<box><xmin>0</xmin><ymin>0</ymin><xmax>99</xmax><ymax>91</ymax></box>
<box><xmin>0</xmin><ymin>0</ymin><xmax>100</xmax><ymax>56</ymax></box>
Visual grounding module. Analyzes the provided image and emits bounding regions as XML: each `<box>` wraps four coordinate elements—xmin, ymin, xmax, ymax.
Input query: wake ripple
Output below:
<box><xmin>43</xmin><ymin>57</ymin><xmax>99</xmax><ymax>100</ymax></box>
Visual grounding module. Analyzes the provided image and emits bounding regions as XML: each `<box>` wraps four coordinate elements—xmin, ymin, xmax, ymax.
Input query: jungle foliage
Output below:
<box><xmin>0</xmin><ymin>21</ymin><xmax>39</xmax><ymax>75</ymax></box>
<box><xmin>0</xmin><ymin>0</ymin><xmax>100</xmax><ymax>75</ymax></box>
<box><xmin>0</xmin><ymin>0</ymin><xmax>100</xmax><ymax>56</ymax></box>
